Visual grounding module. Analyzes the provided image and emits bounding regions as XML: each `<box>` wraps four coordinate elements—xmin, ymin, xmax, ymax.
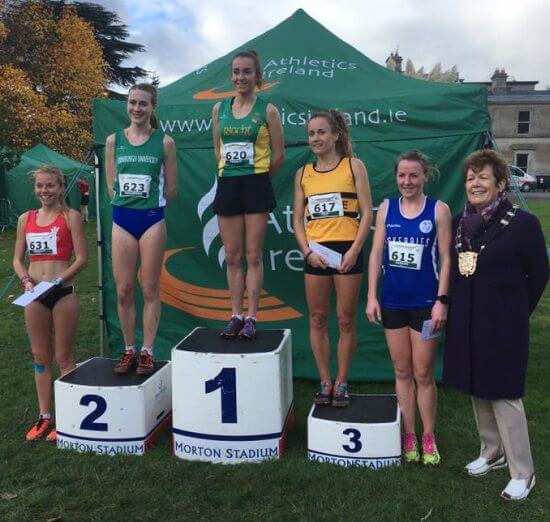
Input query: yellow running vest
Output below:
<box><xmin>301</xmin><ymin>157</ymin><xmax>359</xmax><ymax>242</ymax></box>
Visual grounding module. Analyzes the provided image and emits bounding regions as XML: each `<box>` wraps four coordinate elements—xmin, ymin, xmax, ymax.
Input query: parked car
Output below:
<box><xmin>508</xmin><ymin>165</ymin><xmax>537</xmax><ymax>192</ymax></box>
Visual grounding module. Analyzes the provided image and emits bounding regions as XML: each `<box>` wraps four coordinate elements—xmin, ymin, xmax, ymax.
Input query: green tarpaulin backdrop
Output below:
<box><xmin>5</xmin><ymin>144</ymin><xmax>95</xmax><ymax>222</ymax></box>
<box><xmin>92</xmin><ymin>9</ymin><xmax>490</xmax><ymax>380</ymax></box>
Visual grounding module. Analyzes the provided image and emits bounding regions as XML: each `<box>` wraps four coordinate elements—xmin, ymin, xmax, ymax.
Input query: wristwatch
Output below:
<box><xmin>435</xmin><ymin>295</ymin><xmax>449</xmax><ymax>305</ymax></box>
<box><xmin>52</xmin><ymin>277</ymin><xmax>63</xmax><ymax>287</ymax></box>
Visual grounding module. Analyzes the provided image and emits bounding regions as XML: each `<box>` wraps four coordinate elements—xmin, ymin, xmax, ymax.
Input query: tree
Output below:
<box><xmin>0</xmin><ymin>0</ymin><xmax>106</xmax><ymax>159</ymax></box>
<box><xmin>48</xmin><ymin>1</ymin><xmax>147</xmax><ymax>88</ymax></box>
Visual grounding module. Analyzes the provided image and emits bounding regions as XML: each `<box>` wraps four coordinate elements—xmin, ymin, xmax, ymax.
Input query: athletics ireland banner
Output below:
<box><xmin>92</xmin><ymin>9</ymin><xmax>490</xmax><ymax>380</ymax></box>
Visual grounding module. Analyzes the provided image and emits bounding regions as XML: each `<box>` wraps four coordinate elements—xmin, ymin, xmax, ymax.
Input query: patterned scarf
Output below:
<box><xmin>460</xmin><ymin>196</ymin><xmax>506</xmax><ymax>250</ymax></box>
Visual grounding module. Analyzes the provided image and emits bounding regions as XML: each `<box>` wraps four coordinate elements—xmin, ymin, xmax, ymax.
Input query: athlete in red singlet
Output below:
<box><xmin>13</xmin><ymin>164</ymin><xmax>88</xmax><ymax>441</ymax></box>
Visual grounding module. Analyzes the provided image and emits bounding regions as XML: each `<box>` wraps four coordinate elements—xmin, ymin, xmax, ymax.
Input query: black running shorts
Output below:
<box><xmin>381</xmin><ymin>306</ymin><xmax>432</xmax><ymax>333</ymax></box>
<box><xmin>213</xmin><ymin>173</ymin><xmax>276</xmax><ymax>216</ymax></box>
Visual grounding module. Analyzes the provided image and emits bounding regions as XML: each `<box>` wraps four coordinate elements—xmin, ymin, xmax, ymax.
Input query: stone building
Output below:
<box><xmin>386</xmin><ymin>52</ymin><xmax>550</xmax><ymax>176</ymax></box>
<box><xmin>468</xmin><ymin>69</ymin><xmax>550</xmax><ymax>176</ymax></box>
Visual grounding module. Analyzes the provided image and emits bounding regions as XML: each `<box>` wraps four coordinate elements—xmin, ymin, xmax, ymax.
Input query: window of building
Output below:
<box><xmin>517</xmin><ymin>111</ymin><xmax>530</xmax><ymax>134</ymax></box>
<box><xmin>515</xmin><ymin>152</ymin><xmax>529</xmax><ymax>172</ymax></box>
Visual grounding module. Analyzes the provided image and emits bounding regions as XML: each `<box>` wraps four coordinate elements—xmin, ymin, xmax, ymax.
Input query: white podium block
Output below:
<box><xmin>172</xmin><ymin>327</ymin><xmax>294</xmax><ymax>464</ymax></box>
<box><xmin>55</xmin><ymin>357</ymin><xmax>172</xmax><ymax>455</ymax></box>
<box><xmin>308</xmin><ymin>394</ymin><xmax>401</xmax><ymax>469</ymax></box>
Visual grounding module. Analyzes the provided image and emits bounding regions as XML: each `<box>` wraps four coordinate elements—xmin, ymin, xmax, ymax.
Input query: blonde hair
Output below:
<box><xmin>31</xmin><ymin>164</ymin><xmax>68</xmax><ymax>210</ymax></box>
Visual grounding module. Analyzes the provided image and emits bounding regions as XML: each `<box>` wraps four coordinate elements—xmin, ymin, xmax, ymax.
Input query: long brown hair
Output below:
<box><xmin>128</xmin><ymin>83</ymin><xmax>158</xmax><ymax>129</ymax></box>
<box><xmin>308</xmin><ymin>109</ymin><xmax>354</xmax><ymax>157</ymax></box>
<box><xmin>231</xmin><ymin>49</ymin><xmax>263</xmax><ymax>87</ymax></box>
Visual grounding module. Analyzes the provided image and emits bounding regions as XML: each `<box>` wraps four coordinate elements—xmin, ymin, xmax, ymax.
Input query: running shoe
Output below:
<box><xmin>136</xmin><ymin>351</ymin><xmax>155</xmax><ymax>375</ymax></box>
<box><xmin>238</xmin><ymin>317</ymin><xmax>257</xmax><ymax>340</ymax></box>
<box><xmin>114</xmin><ymin>350</ymin><xmax>136</xmax><ymax>375</ymax></box>
<box><xmin>332</xmin><ymin>383</ymin><xmax>351</xmax><ymax>408</ymax></box>
<box><xmin>402</xmin><ymin>432</ymin><xmax>420</xmax><ymax>463</ymax></box>
<box><xmin>25</xmin><ymin>417</ymin><xmax>52</xmax><ymax>441</ymax></box>
<box><xmin>46</xmin><ymin>427</ymin><xmax>57</xmax><ymax>442</ymax></box>
<box><xmin>314</xmin><ymin>382</ymin><xmax>333</xmax><ymax>406</ymax></box>
<box><xmin>422</xmin><ymin>433</ymin><xmax>441</xmax><ymax>465</ymax></box>
<box><xmin>220</xmin><ymin>316</ymin><xmax>244</xmax><ymax>339</ymax></box>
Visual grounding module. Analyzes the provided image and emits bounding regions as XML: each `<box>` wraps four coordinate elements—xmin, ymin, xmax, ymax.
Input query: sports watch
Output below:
<box><xmin>435</xmin><ymin>295</ymin><xmax>449</xmax><ymax>305</ymax></box>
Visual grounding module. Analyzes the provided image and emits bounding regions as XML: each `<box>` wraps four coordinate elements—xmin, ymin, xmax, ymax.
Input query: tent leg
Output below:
<box><xmin>94</xmin><ymin>153</ymin><xmax>106</xmax><ymax>357</ymax></box>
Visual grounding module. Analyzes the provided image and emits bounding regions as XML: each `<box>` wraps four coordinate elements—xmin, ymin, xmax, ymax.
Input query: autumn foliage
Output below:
<box><xmin>0</xmin><ymin>0</ymin><xmax>106</xmax><ymax>160</ymax></box>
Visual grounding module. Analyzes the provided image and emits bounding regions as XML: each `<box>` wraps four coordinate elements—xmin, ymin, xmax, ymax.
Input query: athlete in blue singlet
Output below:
<box><xmin>366</xmin><ymin>150</ymin><xmax>452</xmax><ymax>466</ymax></box>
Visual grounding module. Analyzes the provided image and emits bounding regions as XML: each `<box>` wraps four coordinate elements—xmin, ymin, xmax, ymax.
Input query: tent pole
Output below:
<box><xmin>94</xmin><ymin>151</ymin><xmax>106</xmax><ymax>357</ymax></box>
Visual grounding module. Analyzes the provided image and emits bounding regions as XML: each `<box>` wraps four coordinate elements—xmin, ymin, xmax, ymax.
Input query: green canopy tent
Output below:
<box><xmin>5</xmin><ymin>143</ymin><xmax>95</xmax><ymax>222</ymax></box>
<box><xmin>92</xmin><ymin>9</ymin><xmax>491</xmax><ymax>380</ymax></box>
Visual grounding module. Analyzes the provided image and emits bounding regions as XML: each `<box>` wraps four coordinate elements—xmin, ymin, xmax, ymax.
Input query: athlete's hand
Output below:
<box><xmin>23</xmin><ymin>280</ymin><xmax>34</xmax><ymax>292</ymax></box>
<box><xmin>430</xmin><ymin>301</ymin><xmax>447</xmax><ymax>333</ymax></box>
<box><xmin>366</xmin><ymin>297</ymin><xmax>382</xmax><ymax>325</ymax></box>
<box><xmin>308</xmin><ymin>251</ymin><xmax>328</xmax><ymax>269</ymax></box>
<box><xmin>338</xmin><ymin>248</ymin><xmax>359</xmax><ymax>273</ymax></box>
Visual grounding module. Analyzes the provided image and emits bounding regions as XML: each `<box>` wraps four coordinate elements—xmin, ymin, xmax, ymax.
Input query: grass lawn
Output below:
<box><xmin>0</xmin><ymin>203</ymin><xmax>549</xmax><ymax>521</ymax></box>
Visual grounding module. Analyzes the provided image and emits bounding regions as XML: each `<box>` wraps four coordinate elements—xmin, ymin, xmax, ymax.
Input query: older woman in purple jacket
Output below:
<box><xmin>443</xmin><ymin>150</ymin><xmax>548</xmax><ymax>501</ymax></box>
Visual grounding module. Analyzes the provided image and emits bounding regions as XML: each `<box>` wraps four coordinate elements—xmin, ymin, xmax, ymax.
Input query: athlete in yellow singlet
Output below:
<box><xmin>293</xmin><ymin>110</ymin><xmax>373</xmax><ymax>407</ymax></box>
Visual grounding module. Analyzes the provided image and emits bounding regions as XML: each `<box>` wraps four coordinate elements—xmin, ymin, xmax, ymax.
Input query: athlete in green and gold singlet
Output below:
<box><xmin>212</xmin><ymin>50</ymin><xmax>285</xmax><ymax>340</ymax></box>
<box><xmin>217</xmin><ymin>96</ymin><xmax>271</xmax><ymax>178</ymax></box>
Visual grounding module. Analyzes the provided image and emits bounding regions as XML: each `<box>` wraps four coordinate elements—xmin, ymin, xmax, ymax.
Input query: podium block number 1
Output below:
<box><xmin>205</xmin><ymin>368</ymin><xmax>237</xmax><ymax>424</ymax></box>
<box><xmin>80</xmin><ymin>394</ymin><xmax>108</xmax><ymax>431</ymax></box>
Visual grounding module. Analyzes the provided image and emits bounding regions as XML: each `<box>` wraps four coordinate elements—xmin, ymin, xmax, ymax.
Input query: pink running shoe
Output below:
<box><xmin>422</xmin><ymin>433</ymin><xmax>441</xmax><ymax>465</ymax></box>
<box><xmin>402</xmin><ymin>432</ymin><xmax>420</xmax><ymax>463</ymax></box>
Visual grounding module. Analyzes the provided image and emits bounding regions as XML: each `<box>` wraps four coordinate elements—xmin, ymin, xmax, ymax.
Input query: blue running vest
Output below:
<box><xmin>382</xmin><ymin>197</ymin><xmax>439</xmax><ymax>309</ymax></box>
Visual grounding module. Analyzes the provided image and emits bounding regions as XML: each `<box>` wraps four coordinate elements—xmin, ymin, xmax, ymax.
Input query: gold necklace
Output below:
<box><xmin>455</xmin><ymin>204</ymin><xmax>518</xmax><ymax>277</ymax></box>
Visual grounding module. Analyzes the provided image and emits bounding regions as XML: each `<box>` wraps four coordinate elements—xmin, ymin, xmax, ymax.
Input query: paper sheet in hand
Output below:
<box><xmin>420</xmin><ymin>319</ymin><xmax>442</xmax><ymax>341</ymax></box>
<box><xmin>12</xmin><ymin>281</ymin><xmax>55</xmax><ymax>307</ymax></box>
<box><xmin>308</xmin><ymin>241</ymin><xmax>342</xmax><ymax>269</ymax></box>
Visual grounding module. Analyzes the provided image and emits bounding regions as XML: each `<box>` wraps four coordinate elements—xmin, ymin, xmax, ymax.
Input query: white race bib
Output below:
<box><xmin>308</xmin><ymin>193</ymin><xmax>344</xmax><ymax>220</ymax></box>
<box><xmin>27</xmin><ymin>231</ymin><xmax>58</xmax><ymax>256</ymax></box>
<box><xmin>388</xmin><ymin>241</ymin><xmax>424</xmax><ymax>270</ymax></box>
<box><xmin>119</xmin><ymin>174</ymin><xmax>152</xmax><ymax>198</ymax></box>
<box><xmin>222</xmin><ymin>142</ymin><xmax>254</xmax><ymax>165</ymax></box>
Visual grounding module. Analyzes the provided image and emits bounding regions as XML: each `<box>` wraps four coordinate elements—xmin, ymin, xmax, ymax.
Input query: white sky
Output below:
<box><xmin>96</xmin><ymin>0</ymin><xmax>550</xmax><ymax>89</ymax></box>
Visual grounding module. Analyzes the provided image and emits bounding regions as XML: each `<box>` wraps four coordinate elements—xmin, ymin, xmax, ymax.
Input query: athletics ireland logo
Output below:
<box><xmin>193</xmin><ymin>82</ymin><xmax>279</xmax><ymax>100</ymax></box>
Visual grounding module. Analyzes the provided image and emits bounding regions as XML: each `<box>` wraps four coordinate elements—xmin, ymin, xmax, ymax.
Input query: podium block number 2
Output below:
<box><xmin>80</xmin><ymin>394</ymin><xmax>108</xmax><ymax>431</ymax></box>
<box><xmin>205</xmin><ymin>368</ymin><xmax>237</xmax><ymax>424</ymax></box>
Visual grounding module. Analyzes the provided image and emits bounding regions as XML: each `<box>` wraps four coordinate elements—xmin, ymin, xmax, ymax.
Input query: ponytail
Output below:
<box><xmin>329</xmin><ymin>109</ymin><xmax>353</xmax><ymax>158</ymax></box>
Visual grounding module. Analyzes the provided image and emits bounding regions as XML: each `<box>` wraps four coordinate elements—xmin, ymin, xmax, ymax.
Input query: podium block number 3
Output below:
<box><xmin>205</xmin><ymin>368</ymin><xmax>237</xmax><ymax>424</ymax></box>
<box><xmin>80</xmin><ymin>394</ymin><xmax>108</xmax><ymax>431</ymax></box>
<box><xmin>342</xmin><ymin>428</ymin><xmax>362</xmax><ymax>453</ymax></box>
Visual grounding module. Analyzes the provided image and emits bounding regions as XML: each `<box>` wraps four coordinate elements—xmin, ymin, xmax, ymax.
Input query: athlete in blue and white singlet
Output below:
<box><xmin>366</xmin><ymin>150</ymin><xmax>452</xmax><ymax>466</ymax></box>
<box><xmin>382</xmin><ymin>196</ymin><xmax>439</xmax><ymax>309</ymax></box>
